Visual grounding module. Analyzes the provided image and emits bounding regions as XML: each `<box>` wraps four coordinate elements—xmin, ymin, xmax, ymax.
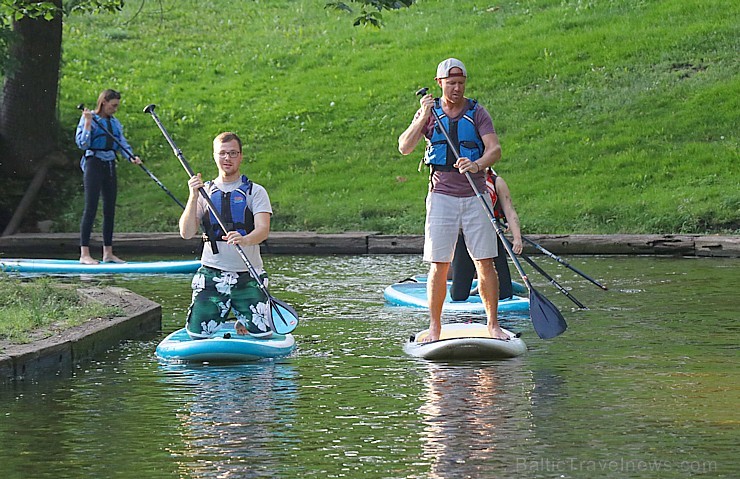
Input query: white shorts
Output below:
<box><xmin>423</xmin><ymin>192</ymin><xmax>498</xmax><ymax>263</ymax></box>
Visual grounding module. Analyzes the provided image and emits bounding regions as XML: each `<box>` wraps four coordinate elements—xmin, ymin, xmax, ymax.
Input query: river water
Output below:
<box><xmin>1</xmin><ymin>255</ymin><xmax>737</xmax><ymax>478</ymax></box>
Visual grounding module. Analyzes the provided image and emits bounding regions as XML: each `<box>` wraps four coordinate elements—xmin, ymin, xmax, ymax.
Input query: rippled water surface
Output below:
<box><xmin>1</xmin><ymin>255</ymin><xmax>737</xmax><ymax>478</ymax></box>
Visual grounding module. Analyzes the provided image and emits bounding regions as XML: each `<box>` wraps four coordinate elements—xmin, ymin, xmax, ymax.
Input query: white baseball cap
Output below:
<box><xmin>435</xmin><ymin>58</ymin><xmax>467</xmax><ymax>79</ymax></box>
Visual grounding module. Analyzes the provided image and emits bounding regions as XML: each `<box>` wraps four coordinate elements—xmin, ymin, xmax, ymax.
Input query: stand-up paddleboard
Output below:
<box><xmin>156</xmin><ymin>323</ymin><xmax>296</xmax><ymax>362</ymax></box>
<box><xmin>404</xmin><ymin>322</ymin><xmax>526</xmax><ymax>360</ymax></box>
<box><xmin>411</xmin><ymin>274</ymin><xmax>528</xmax><ymax>296</ymax></box>
<box><xmin>384</xmin><ymin>281</ymin><xmax>530</xmax><ymax>314</ymax></box>
<box><xmin>0</xmin><ymin>258</ymin><xmax>201</xmax><ymax>275</ymax></box>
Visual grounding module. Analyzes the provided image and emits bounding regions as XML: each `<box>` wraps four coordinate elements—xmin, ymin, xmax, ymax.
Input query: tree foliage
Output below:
<box><xmin>0</xmin><ymin>0</ymin><xmax>123</xmax><ymax>74</ymax></box>
<box><xmin>326</xmin><ymin>0</ymin><xmax>414</xmax><ymax>27</ymax></box>
<box><xmin>0</xmin><ymin>0</ymin><xmax>123</xmax><ymax>25</ymax></box>
<box><xmin>0</xmin><ymin>1</ymin><xmax>58</xmax><ymax>24</ymax></box>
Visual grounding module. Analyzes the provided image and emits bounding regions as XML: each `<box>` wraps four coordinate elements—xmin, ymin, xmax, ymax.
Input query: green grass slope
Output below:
<box><xmin>53</xmin><ymin>0</ymin><xmax>738</xmax><ymax>235</ymax></box>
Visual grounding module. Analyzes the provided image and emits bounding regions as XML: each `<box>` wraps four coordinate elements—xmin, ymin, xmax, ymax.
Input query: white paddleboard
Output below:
<box><xmin>404</xmin><ymin>322</ymin><xmax>526</xmax><ymax>360</ymax></box>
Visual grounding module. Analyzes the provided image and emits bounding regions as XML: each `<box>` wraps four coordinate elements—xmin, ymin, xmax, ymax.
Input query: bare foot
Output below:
<box><xmin>80</xmin><ymin>255</ymin><xmax>99</xmax><ymax>265</ymax></box>
<box><xmin>488</xmin><ymin>325</ymin><xmax>510</xmax><ymax>341</ymax></box>
<box><xmin>102</xmin><ymin>254</ymin><xmax>126</xmax><ymax>264</ymax></box>
<box><xmin>422</xmin><ymin>325</ymin><xmax>441</xmax><ymax>343</ymax></box>
<box><xmin>235</xmin><ymin>322</ymin><xmax>248</xmax><ymax>335</ymax></box>
<box><xmin>250</xmin><ymin>330</ymin><xmax>274</xmax><ymax>339</ymax></box>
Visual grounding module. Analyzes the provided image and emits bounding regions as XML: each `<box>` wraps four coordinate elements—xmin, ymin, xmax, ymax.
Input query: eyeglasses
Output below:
<box><xmin>217</xmin><ymin>150</ymin><xmax>241</xmax><ymax>159</ymax></box>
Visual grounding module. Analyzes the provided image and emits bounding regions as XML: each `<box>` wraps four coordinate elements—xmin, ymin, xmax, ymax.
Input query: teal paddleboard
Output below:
<box><xmin>0</xmin><ymin>258</ymin><xmax>201</xmax><ymax>275</ymax></box>
<box><xmin>156</xmin><ymin>323</ymin><xmax>296</xmax><ymax>362</ymax></box>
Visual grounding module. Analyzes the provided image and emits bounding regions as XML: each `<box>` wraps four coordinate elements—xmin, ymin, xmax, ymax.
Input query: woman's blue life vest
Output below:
<box><xmin>424</xmin><ymin>98</ymin><xmax>485</xmax><ymax>171</ymax></box>
<box><xmin>88</xmin><ymin>114</ymin><xmax>118</xmax><ymax>153</ymax></box>
<box><xmin>79</xmin><ymin>114</ymin><xmax>121</xmax><ymax>171</ymax></box>
<box><xmin>201</xmin><ymin>175</ymin><xmax>255</xmax><ymax>254</ymax></box>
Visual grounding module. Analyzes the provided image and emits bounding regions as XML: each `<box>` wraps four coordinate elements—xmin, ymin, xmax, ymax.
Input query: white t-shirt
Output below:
<box><xmin>197</xmin><ymin>177</ymin><xmax>272</xmax><ymax>273</ymax></box>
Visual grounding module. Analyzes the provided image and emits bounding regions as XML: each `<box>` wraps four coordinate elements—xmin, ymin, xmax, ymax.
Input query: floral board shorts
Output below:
<box><xmin>186</xmin><ymin>266</ymin><xmax>273</xmax><ymax>339</ymax></box>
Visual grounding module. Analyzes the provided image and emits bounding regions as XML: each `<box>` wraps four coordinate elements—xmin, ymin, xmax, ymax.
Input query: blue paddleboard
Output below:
<box><xmin>411</xmin><ymin>274</ymin><xmax>528</xmax><ymax>296</ymax></box>
<box><xmin>384</xmin><ymin>281</ymin><xmax>530</xmax><ymax>314</ymax></box>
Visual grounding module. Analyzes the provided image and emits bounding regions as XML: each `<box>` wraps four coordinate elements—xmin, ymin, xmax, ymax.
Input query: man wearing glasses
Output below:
<box><xmin>179</xmin><ymin>132</ymin><xmax>274</xmax><ymax>339</ymax></box>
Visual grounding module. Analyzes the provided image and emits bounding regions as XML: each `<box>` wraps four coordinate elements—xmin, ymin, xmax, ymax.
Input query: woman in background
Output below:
<box><xmin>75</xmin><ymin>89</ymin><xmax>141</xmax><ymax>264</ymax></box>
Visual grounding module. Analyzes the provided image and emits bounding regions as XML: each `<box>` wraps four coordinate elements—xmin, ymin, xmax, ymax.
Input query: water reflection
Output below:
<box><xmin>159</xmin><ymin>362</ymin><xmax>298</xmax><ymax>478</ymax></box>
<box><xmin>1</xmin><ymin>255</ymin><xmax>737</xmax><ymax>479</ymax></box>
<box><xmin>416</xmin><ymin>360</ymin><xmax>535</xmax><ymax>478</ymax></box>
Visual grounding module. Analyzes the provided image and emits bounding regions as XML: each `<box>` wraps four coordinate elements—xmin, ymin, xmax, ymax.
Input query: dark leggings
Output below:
<box><xmin>80</xmin><ymin>157</ymin><xmax>117</xmax><ymax>247</ymax></box>
<box><xmin>450</xmin><ymin>233</ymin><xmax>513</xmax><ymax>301</ymax></box>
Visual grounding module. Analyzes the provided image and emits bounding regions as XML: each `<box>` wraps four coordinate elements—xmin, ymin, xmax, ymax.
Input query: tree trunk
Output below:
<box><xmin>0</xmin><ymin>0</ymin><xmax>63</xmax><ymax>178</ymax></box>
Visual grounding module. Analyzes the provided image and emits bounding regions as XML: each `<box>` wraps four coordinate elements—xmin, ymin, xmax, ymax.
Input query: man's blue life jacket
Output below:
<box><xmin>202</xmin><ymin>175</ymin><xmax>255</xmax><ymax>254</ymax></box>
<box><xmin>424</xmin><ymin>98</ymin><xmax>484</xmax><ymax>171</ymax></box>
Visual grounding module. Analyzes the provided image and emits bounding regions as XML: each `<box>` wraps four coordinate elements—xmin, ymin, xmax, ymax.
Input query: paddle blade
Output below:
<box><xmin>270</xmin><ymin>297</ymin><xmax>299</xmax><ymax>335</ymax></box>
<box><xmin>529</xmin><ymin>288</ymin><xmax>568</xmax><ymax>339</ymax></box>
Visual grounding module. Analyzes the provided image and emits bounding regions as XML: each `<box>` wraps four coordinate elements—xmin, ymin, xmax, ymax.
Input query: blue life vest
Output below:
<box><xmin>424</xmin><ymin>98</ymin><xmax>484</xmax><ymax>171</ymax></box>
<box><xmin>202</xmin><ymin>175</ymin><xmax>255</xmax><ymax>253</ymax></box>
<box><xmin>87</xmin><ymin>114</ymin><xmax>118</xmax><ymax>154</ymax></box>
<box><xmin>80</xmin><ymin>114</ymin><xmax>120</xmax><ymax>171</ymax></box>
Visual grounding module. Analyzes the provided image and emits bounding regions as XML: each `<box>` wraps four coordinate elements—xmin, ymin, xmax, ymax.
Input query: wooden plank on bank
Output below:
<box><xmin>524</xmin><ymin>234</ymin><xmax>698</xmax><ymax>255</ymax></box>
<box><xmin>695</xmin><ymin>236</ymin><xmax>740</xmax><ymax>257</ymax></box>
<box><xmin>1</xmin><ymin>232</ymin><xmax>738</xmax><ymax>257</ymax></box>
<box><xmin>261</xmin><ymin>232</ymin><xmax>374</xmax><ymax>254</ymax></box>
<box><xmin>368</xmin><ymin>235</ymin><xmax>424</xmax><ymax>254</ymax></box>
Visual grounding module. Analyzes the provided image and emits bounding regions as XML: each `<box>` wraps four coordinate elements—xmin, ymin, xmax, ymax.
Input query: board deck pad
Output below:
<box><xmin>405</xmin><ymin>323</ymin><xmax>527</xmax><ymax>360</ymax></box>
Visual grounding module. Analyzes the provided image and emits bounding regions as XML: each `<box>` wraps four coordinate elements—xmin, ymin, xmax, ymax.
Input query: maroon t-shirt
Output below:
<box><xmin>416</xmin><ymin>101</ymin><xmax>496</xmax><ymax>197</ymax></box>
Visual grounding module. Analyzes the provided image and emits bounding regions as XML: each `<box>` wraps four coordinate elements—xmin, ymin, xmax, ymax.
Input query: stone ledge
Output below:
<box><xmin>0</xmin><ymin>287</ymin><xmax>161</xmax><ymax>385</ymax></box>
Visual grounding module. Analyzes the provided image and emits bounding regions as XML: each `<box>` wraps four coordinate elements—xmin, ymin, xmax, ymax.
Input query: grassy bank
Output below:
<box><xmin>44</xmin><ymin>0</ymin><xmax>737</xmax><ymax>235</ymax></box>
<box><xmin>0</xmin><ymin>276</ymin><xmax>121</xmax><ymax>345</ymax></box>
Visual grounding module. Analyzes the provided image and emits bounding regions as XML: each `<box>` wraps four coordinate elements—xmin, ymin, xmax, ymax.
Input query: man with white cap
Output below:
<box><xmin>398</xmin><ymin>57</ymin><xmax>508</xmax><ymax>342</ymax></box>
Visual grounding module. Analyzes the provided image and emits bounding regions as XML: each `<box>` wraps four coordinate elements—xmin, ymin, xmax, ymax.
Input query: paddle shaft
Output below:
<box><xmin>144</xmin><ymin>104</ymin><xmax>295</xmax><ymax>330</ymax></box>
<box><xmin>523</xmin><ymin>236</ymin><xmax>608</xmax><ymax>290</ymax></box>
<box><xmin>494</xmin><ymin>219</ymin><xmax>586</xmax><ymax>309</ymax></box>
<box><xmin>519</xmin><ymin>249</ymin><xmax>588</xmax><ymax>309</ymax></box>
<box><xmin>77</xmin><ymin>104</ymin><xmax>185</xmax><ymax>209</ymax></box>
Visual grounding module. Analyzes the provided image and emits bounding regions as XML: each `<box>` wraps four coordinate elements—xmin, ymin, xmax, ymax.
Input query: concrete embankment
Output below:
<box><xmin>0</xmin><ymin>287</ymin><xmax>161</xmax><ymax>385</ymax></box>
<box><xmin>0</xmin><ymin>232</ymin><xmax>738</xmax><ymax>257</ymax></box>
